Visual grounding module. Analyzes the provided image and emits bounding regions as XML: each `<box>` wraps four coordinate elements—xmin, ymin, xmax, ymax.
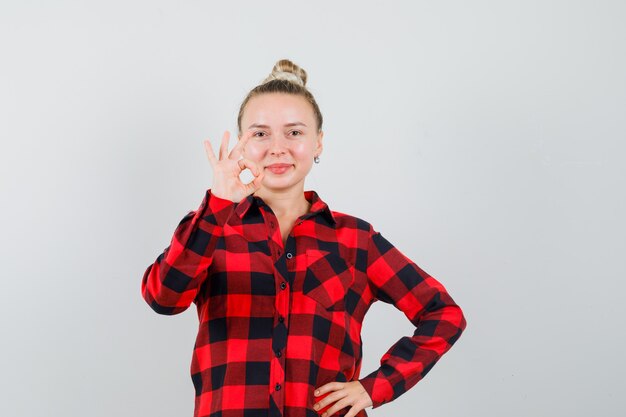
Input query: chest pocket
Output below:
<box><xmin>303</xmin><ymin>249</ymin><xmax>355</xmax><ymax>311</ymax></box>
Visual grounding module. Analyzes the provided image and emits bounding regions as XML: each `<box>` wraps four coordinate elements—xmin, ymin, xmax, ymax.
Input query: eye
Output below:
<box><xmin>254</xmin><ymin>131</ymin><xmax>267</xmax><ymax>138</ymax></box>
<box><xmin>289</xmin><ymin>130</ymin><xmax>303</xmax><ymax>137</ymax></box>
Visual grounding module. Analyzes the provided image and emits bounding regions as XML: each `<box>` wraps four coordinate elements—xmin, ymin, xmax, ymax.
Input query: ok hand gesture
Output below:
<box><xmin>203</xmin><ymin>130</ymin><xmax>265</xmax><ymax>203</ymax></box>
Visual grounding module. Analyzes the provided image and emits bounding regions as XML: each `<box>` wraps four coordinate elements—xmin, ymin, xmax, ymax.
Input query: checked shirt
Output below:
<box><xmin>141</xmin><ymin>189</ymin><xmax>467</xmax><ymax>417</ymax></box>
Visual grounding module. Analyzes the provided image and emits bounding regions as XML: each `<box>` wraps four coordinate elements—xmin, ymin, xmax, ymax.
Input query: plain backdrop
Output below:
<box><xmin>1</xmin><ymin>1</ymin><xmax>624</xmax><ymax>416</ymax></box>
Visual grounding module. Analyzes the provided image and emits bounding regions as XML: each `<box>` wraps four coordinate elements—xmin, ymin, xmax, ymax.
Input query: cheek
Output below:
<box><xmin>244</xmin><ymin>142</ymin><xmax>265</xmax><ymax>159</ymax></box>
<box><xmin>291</xmin><ymin>142</ymin><xmax>312</xmax><ymax>158</ymax></box>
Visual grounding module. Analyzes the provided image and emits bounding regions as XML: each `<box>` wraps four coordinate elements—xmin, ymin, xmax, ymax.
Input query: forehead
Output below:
<box><xmin>243</xmin><ymin>93</ymin><xmax>315</xmax><ymax>125</ymax></box>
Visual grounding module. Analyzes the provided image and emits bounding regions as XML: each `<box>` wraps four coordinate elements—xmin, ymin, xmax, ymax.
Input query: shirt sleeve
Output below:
<box><xmin>357</xmin><ymin>223</ymin><xmax>467</xmax><ymax>409</ymax></box>
<box><xmin>141</xmin><ymin>189</ymin><xmax>236</xmax><ymax>315</ymax></box>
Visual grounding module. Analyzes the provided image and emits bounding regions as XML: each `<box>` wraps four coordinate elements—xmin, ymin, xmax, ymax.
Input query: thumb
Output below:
<box><xmin>244</xmin><ymin>170</ymin><xmax>265</xmax><ymax>195</ymax></box>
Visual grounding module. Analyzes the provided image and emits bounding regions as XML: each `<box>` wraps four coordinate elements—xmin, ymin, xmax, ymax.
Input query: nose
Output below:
<box><xmin>268</xmin><ymin>133</ymin><xmax>289</xmax><ymax>155</ymax></box>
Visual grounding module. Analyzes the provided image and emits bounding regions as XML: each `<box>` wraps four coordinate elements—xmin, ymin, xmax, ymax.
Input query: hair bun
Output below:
<box><xmin>237</xmin><ymin>58</ymin><xmax>323</xmax><ymax>134</ymax></box>
<box><xmin>262</xmin><ymin>58</ymin><xmax>307</xmax><ymax>87</ymax></box>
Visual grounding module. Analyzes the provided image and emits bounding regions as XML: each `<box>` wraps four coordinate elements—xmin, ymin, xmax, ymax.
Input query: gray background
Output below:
<box><xmin>1</xmin><ymin>1</ymin><xmax>624</xmax><ymax>416</ymax></box>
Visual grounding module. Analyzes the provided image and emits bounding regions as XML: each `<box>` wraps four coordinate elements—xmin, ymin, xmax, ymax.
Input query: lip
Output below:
<box><xmin>266</xmin><ymin>163</ymin><xmax>293</xmax><ymax>168</ymax></box>
<box><xmin>265</xmin><ymin>163</ymin><xmax>293</xmax><ymax>175</ymax></box>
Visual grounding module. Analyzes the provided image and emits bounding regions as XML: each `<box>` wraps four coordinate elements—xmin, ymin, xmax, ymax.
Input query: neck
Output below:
<box><xmin>253</xmin><ymin>187</ymin><xmax>311</xmax><ymax>218</ymax></box>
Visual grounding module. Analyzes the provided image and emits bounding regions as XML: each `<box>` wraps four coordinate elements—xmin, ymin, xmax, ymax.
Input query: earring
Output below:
<box><xmin>314</xmin><ymin>155</ymin><xmax>320</xmax><ymax>164</ymax></box>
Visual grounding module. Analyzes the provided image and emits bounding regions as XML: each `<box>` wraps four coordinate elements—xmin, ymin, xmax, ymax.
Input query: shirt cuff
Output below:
<box><xmin>193</xmin><ymin>189</ymin><xmax>236</xmax><ymax>228</ymax></box>
<box><xmin>358</xmin><ymin>368</ymin><xmax>394</xmax><ymax>409</ymax></box>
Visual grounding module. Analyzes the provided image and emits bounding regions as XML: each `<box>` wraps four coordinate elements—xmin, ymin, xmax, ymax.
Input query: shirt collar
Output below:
<box><xmin>234</xmin><ymin>189</ymin><xmax>337</xmax><ymax>226</ymax></box>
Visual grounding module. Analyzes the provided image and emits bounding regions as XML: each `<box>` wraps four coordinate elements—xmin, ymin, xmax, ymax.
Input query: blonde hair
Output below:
<box><xmin>237</xmin><ymin>59</ymin><xmax>323</xmax><ymax>135</ymax></box>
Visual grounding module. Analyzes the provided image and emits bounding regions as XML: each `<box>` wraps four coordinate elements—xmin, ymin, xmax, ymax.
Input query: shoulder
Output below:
<box><xmin>330</xmin><ymin>209</ymin><xmax>375</xmax><ymax>235</ymax></box>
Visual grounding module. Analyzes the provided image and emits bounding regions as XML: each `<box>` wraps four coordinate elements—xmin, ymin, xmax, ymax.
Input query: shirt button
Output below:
<box><xmin>286</xmin><ymin>252</ymin><xmax>293</xmax><ymax>259</ymax></box>
<box><xmin>275</xmin><ymin>383</ymin><xmax>281</xmax><ymax>391</ymax></box>
<box><xmin>275</xmin><ymin>349</ymin><xmax>282</xmax><ymax>357</ymax></box>
<box><xmin>280</xmin><ymin>282</ymin><xmax>286</xmax><ymax>290</ymax></box>
<box><xmin>278</xmin><ymin>316</ymin><xmax>284</xmax><ymax>323</ymax></box>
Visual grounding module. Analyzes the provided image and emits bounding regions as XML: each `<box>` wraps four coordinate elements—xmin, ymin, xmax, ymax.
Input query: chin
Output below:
<box><xmin>262</xmin><ymin>178</ymin><xmax>302</xmax><ymax>190</ymax></box>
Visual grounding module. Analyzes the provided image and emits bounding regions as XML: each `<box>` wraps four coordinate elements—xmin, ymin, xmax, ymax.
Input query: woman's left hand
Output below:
<box><xmin>313</xmin><ymin>381</ymin><xmax>373</xmax><ymax>417</ymax></box>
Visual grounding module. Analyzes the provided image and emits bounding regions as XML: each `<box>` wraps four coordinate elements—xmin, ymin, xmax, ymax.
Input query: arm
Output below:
<box><xmin>140</xmin><ymin>189</ymin><xmax>236</xmax><ymax>315</ymax></box>
<box><xmin>358</xmin><ymin>223</ymin><xmax>467</xmax><ymax>408</ymax></box>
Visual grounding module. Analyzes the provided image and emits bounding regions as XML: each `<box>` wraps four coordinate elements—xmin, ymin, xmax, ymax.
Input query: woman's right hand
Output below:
<box><xmin>203</xmin><ymin>130</ymin><xmax>265</xmax><ymax>203</ymax></box>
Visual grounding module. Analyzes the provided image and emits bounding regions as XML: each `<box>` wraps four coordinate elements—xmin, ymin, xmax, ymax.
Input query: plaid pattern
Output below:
<box><xmin>141</xmin><ymin>189</ymin><xmax>467</xmax><ymax>417</ymax></box>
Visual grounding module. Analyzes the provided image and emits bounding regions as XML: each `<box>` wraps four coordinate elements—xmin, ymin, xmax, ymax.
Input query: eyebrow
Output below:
<box><xmin>247</xmin><ymin>122</ymin><xmax>307</xmax><ymax>129</ymax></box>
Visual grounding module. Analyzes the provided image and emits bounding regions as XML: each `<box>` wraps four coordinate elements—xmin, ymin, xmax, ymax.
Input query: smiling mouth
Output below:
<box><xmin>266</xmin><ymin>164</ymin><xmax>293</xmax><ymax>174</ymax></box>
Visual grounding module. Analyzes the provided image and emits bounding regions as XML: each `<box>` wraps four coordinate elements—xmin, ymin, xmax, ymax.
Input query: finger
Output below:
<box><xmin>244</xmin><ymin>167</ymin><xmax>264</xmax><ymax>195</ymax></box>
<box><xmin>237</xmin><ymin>158</ymin><xmax>246</xmax><ymax>172</ymax></box>
<box><xmin>319</xmin><ymin>381</ymin><xmax>341</xmax><ymax>394</ymax></box>
<box><xmin>204</xmin><ymin>139</ymin><xmax>217</xmax><ymax>168</ymax></box>
<box><xmin>313</xmin><ymin>390</ymin><xmax>335</xmax><ymax>412</ymax></box>
<box><xmin>219</xmin><ymin>130</ymin><xmax>230</xmax><ymax>160</ymax></box>
<box><xmin>317</xmin><ymin>391</ymin><xmax>348</xmax><ymax>412</ymax></box>
<box><xmin>246</xmin><ymin>163</ymin><xmax>265</xmax><ymax>192</ymax></box>
<box><xmin>238</xmin><ymin>158</ymin><xmax>261</xmax><ymax>176</ymax></box>
<box><xmin>229</xmin><ymin>129</ymin><xmax>255</xmax><ymax>160</ymax></box>
<box><xmin>250</xmin><ymin>169</ymin><xmax>265</xmax><ymax>190</ymax></box>
<box><xmin>314</xmin><ymin>384</ymin><xmax>327</xmax><ymax>397</ymax></box>
<box><xmin>243</xmin><ymin>169</ymin><xmax>264</xmax><ymax>195</ymax></box>
<box><xmin>323</xmin><ymin>395</ymin><xmax>350</xmax><ymax>417</ymax></box>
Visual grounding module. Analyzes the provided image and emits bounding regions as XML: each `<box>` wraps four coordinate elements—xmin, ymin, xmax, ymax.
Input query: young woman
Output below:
<box><xmin>141</xmin><ymin>59</ymin><xmax>467</xmax><ymax>417</ymax></box>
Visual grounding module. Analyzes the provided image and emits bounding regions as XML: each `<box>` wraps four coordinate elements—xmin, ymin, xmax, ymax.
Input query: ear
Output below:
<box><xmin>315</xmin><ymin>130</ymin><xmax>324</xmax><ymax>156</ymax></box>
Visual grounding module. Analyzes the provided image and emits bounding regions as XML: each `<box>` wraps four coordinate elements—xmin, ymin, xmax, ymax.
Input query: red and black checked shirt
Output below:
<box><xmin>141</xmin><ymin>189</ymin><xmax>466</xmax><ymax>417</ymax></box>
